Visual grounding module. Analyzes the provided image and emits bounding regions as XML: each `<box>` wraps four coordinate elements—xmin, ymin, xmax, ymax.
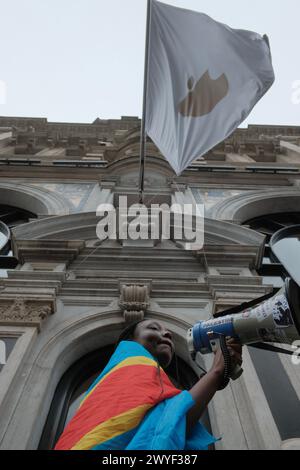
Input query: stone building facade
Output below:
<box><xmin>0</xmin><ymin>115</ymin><xmax>299</xmax><ymax>450</ymax></box>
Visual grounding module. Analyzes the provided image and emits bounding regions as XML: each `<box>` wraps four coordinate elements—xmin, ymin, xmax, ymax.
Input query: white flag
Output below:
<box><xmin>145</xmin><ymin>0</ymin><xmax>275</xmax><ymax>175</ymax></box>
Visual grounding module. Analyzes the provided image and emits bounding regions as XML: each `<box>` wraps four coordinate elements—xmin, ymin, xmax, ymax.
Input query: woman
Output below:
<box><xmin>55</xmin><ymin>319</ymin><xmax>242</xmax><ymax>451</ymax></box>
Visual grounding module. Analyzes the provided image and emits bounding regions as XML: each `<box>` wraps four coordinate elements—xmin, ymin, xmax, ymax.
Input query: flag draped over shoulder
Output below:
<box><xmin>54</xmin><ymin>341</ymin><xmax>216</xmax><ymax>450</ymax></box>
<box><xmin>145</xmin><ymin>0</ymin><xmax>275</xmax><ymax>175</ymax></box>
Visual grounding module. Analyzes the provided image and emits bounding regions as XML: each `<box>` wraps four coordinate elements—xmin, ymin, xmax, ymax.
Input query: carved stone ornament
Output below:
<box><xmin>0</xmin><ymin>297</ymin><xmax>54</xmax><ymax>332</ymax></box>
<box><xmin>119</xmin><ymin>284</ymin><xmax>150</xmax><ymax>323</ymax></box>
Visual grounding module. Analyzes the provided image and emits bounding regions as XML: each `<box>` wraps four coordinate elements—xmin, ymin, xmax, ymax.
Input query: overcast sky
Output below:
<box><xmin>0</xmin><ymin>0</ymin><xmax>299</xmax><ymax>127</ymax></box>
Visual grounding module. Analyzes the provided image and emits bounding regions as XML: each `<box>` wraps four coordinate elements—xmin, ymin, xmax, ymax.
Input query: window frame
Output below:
<box><xmin>245</xmin><ymin>213</ymin><xmax>300</xmax><ymax>289</ymax></box>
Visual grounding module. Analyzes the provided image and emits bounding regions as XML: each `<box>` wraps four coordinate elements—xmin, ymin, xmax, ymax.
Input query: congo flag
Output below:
<box><xmin>54</xmin><ymin>341</ymin><xmax>181</xmax><ymax>450</ymax></box>
<box><xmin>54</xmin><ymin>340</ymin><xmax>216</xmax><ymax>450</ymax></box>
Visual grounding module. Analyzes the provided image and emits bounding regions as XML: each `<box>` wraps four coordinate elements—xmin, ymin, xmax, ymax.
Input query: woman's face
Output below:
<box><xmin>132</xmin><ymin>320</ymin><xmax>175</xmax><ymax>368</ymax></box>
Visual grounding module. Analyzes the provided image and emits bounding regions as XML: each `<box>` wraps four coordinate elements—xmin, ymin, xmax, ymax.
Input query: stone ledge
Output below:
<box><xmin>13</xmin><ymin>240</ymin><xmax>85</xmax><ymax>265</ymax></box>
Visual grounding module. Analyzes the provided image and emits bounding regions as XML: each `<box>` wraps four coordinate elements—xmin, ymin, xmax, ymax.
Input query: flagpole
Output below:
<box><xmin>139</xmin><ymin>0</ymin><xmax>152</xmax><ymax>204</ymax></box>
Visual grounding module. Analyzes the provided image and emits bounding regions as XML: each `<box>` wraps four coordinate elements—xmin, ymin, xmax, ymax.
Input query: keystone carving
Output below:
<box><xmin>119</xmin><ymin>284</ymin><xmax>150</xmax><ymax>323</ymax></box>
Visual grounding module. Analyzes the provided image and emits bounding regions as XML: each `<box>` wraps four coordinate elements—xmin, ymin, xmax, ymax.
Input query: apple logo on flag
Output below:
<box><xmin>178</xmin><ymin>71</ymin><xmax>229</xmax><ymax>117</ymax></box>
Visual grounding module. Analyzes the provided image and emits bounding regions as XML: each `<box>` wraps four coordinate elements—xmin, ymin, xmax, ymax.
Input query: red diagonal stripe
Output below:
<box><xmin>55</xmin><ymin>364</ymin><xmax>179</xmax><ymax>450</ymax></box>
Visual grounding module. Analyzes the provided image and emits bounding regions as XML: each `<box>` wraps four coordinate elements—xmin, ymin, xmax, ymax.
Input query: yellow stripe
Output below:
<box><xmin>79</xmin><ymin>356</ymin><xmax>157</xmax><ymax>409</ymax></box>
<box><xmin>71</xmin><ymin>404</ymin><xmax>152</xmax><ymax>450</ymax></box>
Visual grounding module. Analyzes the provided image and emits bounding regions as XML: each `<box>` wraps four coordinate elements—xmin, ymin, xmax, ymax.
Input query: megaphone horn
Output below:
<box><xmin>187</xmin><ymin>278</ymin><xmax>300</xmax><ymax>382</ymax></box>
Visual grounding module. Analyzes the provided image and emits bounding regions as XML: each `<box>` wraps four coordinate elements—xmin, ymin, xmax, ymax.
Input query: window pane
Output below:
<box><xmin>271</xmin><ymin>228</ymin><xmax>300</xmax><ymax>287</ymax></box>
<box><xmin>0</xmin><ymin>337</ymin><xmax>18</xmax><ymax>373</ymax></box>
<box><xmin>65</xmin><ymin>372</ymin><xmax>100</xmax><ymax>427</ymax></box>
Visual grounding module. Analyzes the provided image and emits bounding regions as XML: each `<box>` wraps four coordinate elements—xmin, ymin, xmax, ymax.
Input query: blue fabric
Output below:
<box><xmin>127</xmin><ymin>391</ymin><xmax>217</xmax><ymax>450</ymax></box>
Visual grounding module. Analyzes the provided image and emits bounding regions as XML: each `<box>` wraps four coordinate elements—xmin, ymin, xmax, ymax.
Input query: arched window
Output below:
<box><xmin>0</xmin><ymin>204</ymin><xmax>36</xmax><ymax>273</ymax></box>
<box><xmin>271</xmin><ymin>225</ymin><xmax>300</xmax><ymax>287</ymax></box>
<box><xmin>245</xmin><ymin>212</ymin><xmax>300</xmax><ymax>289</ymax></box>
<box><xmin>39</xmin><ymin>346</ymin><xmax>113</xmax><ymax>450</ymax></box>
<box><xmin>39</xmin><ymin>346</ymin><xmax>212</xmax><ymax>450</ymax></box>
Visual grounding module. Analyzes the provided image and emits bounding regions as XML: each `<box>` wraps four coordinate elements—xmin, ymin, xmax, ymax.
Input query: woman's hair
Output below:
<box><xmin>116</xmin><ymin>320</ymin><xmax>146</xmax><ymax>346</ymax></box>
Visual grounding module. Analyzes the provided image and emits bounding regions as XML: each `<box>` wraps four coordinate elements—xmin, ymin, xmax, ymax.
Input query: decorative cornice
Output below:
<box><xmin>99</xmin><ymin>177</ymin><xmax>119</xmax><ymax>189</ymax></box>
<box><xmin>0</xmin><ymin>296</ymin><xmax>55</xmax><ymax>332</ymax></box>
<box><xmin>106</xmin><ymin>155</ymin><xmax>173</xmax><ymax>177</ymax></box>
<box><xmin>11</xmin><ymin>211</ymin><xmax>265</xmax><ymax>249</ymax></box>
<box><xmin>12</xmin><ymin>240</ymin><xmax>85</xmax><ymax>264</ymax></box>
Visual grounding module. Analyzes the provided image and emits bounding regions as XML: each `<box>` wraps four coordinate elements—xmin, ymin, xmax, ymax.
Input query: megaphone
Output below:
<box><xmin>187</xmin><ymin>278</ymin><xmax>300</xmax><ymax>385</ymax></box>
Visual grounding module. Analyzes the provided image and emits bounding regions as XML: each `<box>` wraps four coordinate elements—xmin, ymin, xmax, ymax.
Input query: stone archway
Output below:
<box><xmin>12</xmin><ymin>210</ymin><xmax>265</xmax><ymax>247</ymax></box>
<box><xmin>210</xmin><ymin>188</ymin><xmax>300</xmax><ymax>224</ymax></box>
<box><xmin>0</xmin><ymin>310</ymin><xmax>201</xmax><ymax>449</ymax></box>
<box><xmin>0</xmin><ymin>182</ymin><xmax>72</xmax><ymax>216</ymax></box>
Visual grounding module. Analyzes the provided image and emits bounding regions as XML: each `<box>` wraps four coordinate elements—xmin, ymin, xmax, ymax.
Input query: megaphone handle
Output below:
<box><xmin>217</xmin><ymin>335</ymin><xmax>231</xmax><ymax>390</ymax></box>
<box><xmin>230</xmin><ymin>363</ymin><xmax>244</xmax><ymax>381</ymax></box>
